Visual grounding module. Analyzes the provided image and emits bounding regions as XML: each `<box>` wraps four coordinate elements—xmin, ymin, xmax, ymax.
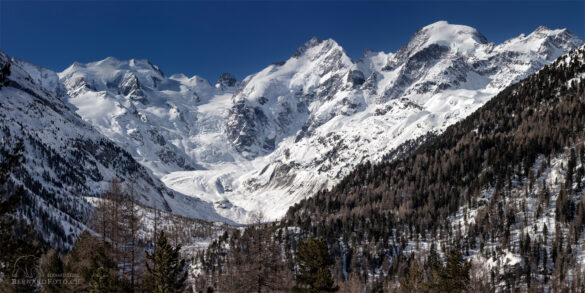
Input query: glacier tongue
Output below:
<box><xmin>51</xmin><ymin>21</ymin><xmax>583</xmax><ymax>224</ymax></box>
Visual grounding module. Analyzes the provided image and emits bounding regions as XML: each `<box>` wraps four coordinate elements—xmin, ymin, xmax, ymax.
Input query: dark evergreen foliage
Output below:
<box><xmin>429</xmin><ymin>249</ymin><xmax>471</xmax><ymax>292</ymax></box>
<box><xmin>145</xmin><ymin>231</ymin><xmax>187</xmax><ymax>293</ymax></box>
<box><xmin>295</xmin><ymin>237</ymin><xmax>338</xmax><ymax>292</ymax></box>
<box><xmin>41</xmin><ymin>251</ymin><xmax>64</xmax><ymax>293</ymax></box>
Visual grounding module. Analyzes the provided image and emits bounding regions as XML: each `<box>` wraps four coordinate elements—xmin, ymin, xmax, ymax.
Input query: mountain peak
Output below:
<box><xmin>496</xmin><ymin>25</ymin><xmax>585</xmax><ymax>57</ymax></box>
<box><xmin>97</xmin><ymin>56</ymin><xmax>122</xmax><ymax>65</ymax></box>
<box><xmin>307</xmin><ymin>36</ymin><xmax>322</xmax><ymax>47</ymax></box>
<box><xmin>291</xmin><ymin>37</ymin><xmax>344</xmax><ymax>59</ymax></box>
<box><xmin>216</xmin><ymin>72</ymin><xmax>237</xmax><ymax>89</ymax></box>
<box><xmin>292</xmin><ymin>37</ymin><xmax>322</xmax><ymax>58</ymax></box>
<box><xmin>527</xmin><ymin>25</ymin><xmax>580</xmax><ymax>42</ymax></box>
<box><xmin>420</xmin><ymin>21</ymin><xmax>487</xmax><ymax>43</ymax></box>
<box><xmin>534</xmin><ymin>25</ymin><xmax>552</xmax><ymax>33</ymax></box>
<box><xmin>77</xmin><ymin>57</ymin><xmax>163</xmax><ymax>76</ymax></box>
<box><xmin>397</xmin><ymin>21</ymin><xmax>488</xmax><ymax>58</ymax></box>
<box><xmin>129</xmin><ymin>58</ymin><xmax>150</xmax><ymax>67</ymax></box>
<box><xmin>529</xmin><ymin>25</ymin><xmax>568</xmax><ymax>37</ymax></box>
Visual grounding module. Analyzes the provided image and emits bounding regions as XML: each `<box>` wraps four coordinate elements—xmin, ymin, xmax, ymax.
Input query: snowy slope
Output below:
<box><xmin>0</xmin><ymin>52</ymin><xmax>234</xmax><ymax>248</ymax></box>
<box><xmin>53</xmin><ymin>21</ymin><xmax>582</xmax><ymax>223</ymax></box>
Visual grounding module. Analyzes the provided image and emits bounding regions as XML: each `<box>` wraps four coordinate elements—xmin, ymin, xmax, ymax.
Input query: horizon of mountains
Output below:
<box><xmin>0</xmin><ymin>21</ymin><xmax>583</xmax><ymax>248</ymax></box>
<box><xmin>4</xmin><ymin>19</ymin><xmax>585</xmax><ymax>291</ymax></box>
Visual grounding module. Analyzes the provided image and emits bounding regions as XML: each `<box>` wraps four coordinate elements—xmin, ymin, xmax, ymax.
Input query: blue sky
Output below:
<box><xmin>1</xmin><ymin>1</ymin><xmax>584</xmax><ymax>82</ymax></box>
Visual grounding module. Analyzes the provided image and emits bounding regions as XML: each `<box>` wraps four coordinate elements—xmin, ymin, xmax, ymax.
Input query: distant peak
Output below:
<box><xmin>129</xmin><ymin>58</ymin><xmax>149</xmax><ymax>66</ymax></box>
<box><xmin>292</xmin><ymin>37</ymin><xmax>323</xmax><ymax>58</ymax></box>
<box><xmin>397</xmin><ymin>21</ymin><xmax>488</xmax><ymax>58</ymax></box>
<box><xmin>419</xmin><ymin>21</ymin><xmax>487</xmax><ymax>44</ymax></box>
<box><xmin>170</xmin><ymin>73</ymin><xmax>188</xmax><ymax>80</ymax></box>
<box><xmin>129</xmin><ymin>58</ymin><xmax>158</xmax><ymax>69</ymax></box>
<box><xmin>535</xmin><ymin>25</ymin><xmax>552</xmax><ymax>33</ymax></box>
<box><xmin>529</xmin><ymin>25</ymin><xmax>574</xmax><ymax>39</ymax></box>
<box><xmin>147</xmin><ymin>61</ymin><xmax>164</xmax><ymax>77</ymax></box>
<box><xmin>216</xmin><ymin>72</ymin><xmax>237</xmax><ymax>89</ymax></box>
<box><xmin>79</xmin><ymin>57</ymin><xmax>165</xmax><ymax>77</ymax></box>
<box><xmin>70</xmin><ymin>61</ymin><xmax>86</xmax><ymax>68</ymax></box>
<box><xmin>306</xmin><ymin>36</ymin><xmax>322</xmax><ymax>47</ymax></box>
<box><xmin>422</xmin><ymin>20</ymin><xmax>450</xmax><ymax>29</ymax></box>
<box><xmin>292</xmin><ymin>36</ymin><xmax>341</xmax><ymax>58</ymax></box>
<box><xmin>520</xmin><ymin>25</ymin><xmax>584</xmax><ymax>54</ymax></box>
<box><xmin>99</xmin><ymin>56</ymin><xmax>121</xmax><ymax>64</ymax></box>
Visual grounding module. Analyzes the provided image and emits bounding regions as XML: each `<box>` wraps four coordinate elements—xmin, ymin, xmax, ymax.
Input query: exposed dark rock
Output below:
<box><xmin>217</xmin><ymin>73</ymin><xmax>237</xmax><ymax>89</ymax></box>
<box><xmin>347</xmin><ymin>70</ymin><xmax>365</xmax><ymax>88</ymax></box>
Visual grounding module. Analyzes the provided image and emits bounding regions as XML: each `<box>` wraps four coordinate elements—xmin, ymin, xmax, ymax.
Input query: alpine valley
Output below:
<box><xmin>15</xmin><ymin>21</ymin><xmax>583</xmax><ymax>223</ymax></box>
<box><xmin>2</xmin><ymin>20</ymin><xmax>585</xmax><ymax>291</ymax></box>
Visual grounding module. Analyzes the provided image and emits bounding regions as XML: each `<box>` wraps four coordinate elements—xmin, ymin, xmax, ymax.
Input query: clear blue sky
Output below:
<box><xmin>1</xmin><ymin>1</ymin><xmax>584</xmax><ymax>82</ymax></box>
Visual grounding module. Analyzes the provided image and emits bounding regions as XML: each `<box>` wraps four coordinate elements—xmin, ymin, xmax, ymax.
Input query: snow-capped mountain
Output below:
<box><xmin>17</xmin><ymin>21</ymin><xmax>584</xmax><ymax>224</ymax></box>
<box><xmin>0</xmin><ymin>52</ymin><xmax>234</xmax><ymax>248</ymax></box>
<box><xmin>164</xmin><ymin>22</ymin><xmax>582</xmax><ymax>222</ymax></box>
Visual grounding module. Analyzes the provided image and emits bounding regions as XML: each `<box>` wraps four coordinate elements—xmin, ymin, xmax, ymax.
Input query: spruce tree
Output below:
<box><xmin>145</xmin><ymin>231</ymin><xmax>187</xmax><ymax>293</ymax></box>
<box><xmin>427</xmin><ymin>249</ymin><xmax>471</xmax><ymax>293</ymax></box>
<box><xmin>64</xmin><ymin>232</ymin><xmax>121</xmax><ymax>292</ymax></box>
<box><xmin>295</xmin><ymin>237</ymin><xmax>338</xmax><ymax>292</ymax></box>
<box><xmin>42</xmin><ymin>251</ymin><xmax>64</xmax><ymax>293</ymax></box>
<box><xmin>400</xmin><ymin>260</ymin><xmax>424</xmax><ymax>293</ymax></box>
<box><xmin>89</xmin><ymin>266</ymin><xmax>113</xmax><ymax>293</ymax></box>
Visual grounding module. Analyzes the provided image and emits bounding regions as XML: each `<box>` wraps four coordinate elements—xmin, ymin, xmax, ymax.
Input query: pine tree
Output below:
<box><xmin>427</xmin><ymin>249</ymin><xmax>471</xmax><ymax>293</ymax></box>
<box><xmin>145</xmin><ymin>231</ymin><xmax>187</xmax><ymax>293</ymax></box>
<box><xmin>89</xmin><ymin>266</ymin><xmax>113</xmax><ymax>293</ymax></box>
<box><xmin>64</xmin><ymin>231</ymin><xmax>121</xmax><ymax>292</ymax></box>
<box><xmin>295</xmin><ymin>237</ymin><xmax>339</xmax><ymax>292</ymax></box>
<box><xmin>42</xmin><ymin>250</ymin><xmax>64</xmax><ymax>293</ymax></box>
<box><xmin>400</xmin><ymin>260</ymin><xmax>424</xmax><ymax>293</ymax></box>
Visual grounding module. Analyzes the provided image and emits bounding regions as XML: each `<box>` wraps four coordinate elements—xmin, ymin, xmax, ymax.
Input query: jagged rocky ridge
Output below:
<box><xmin>15</xmin><ymin>21</ymin><xmax>585</xmax><ymax>223</ymax></box>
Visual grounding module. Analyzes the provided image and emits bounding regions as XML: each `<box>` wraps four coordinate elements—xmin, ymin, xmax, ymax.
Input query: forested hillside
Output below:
<box><xmin>197</xmin><ymin>45</ymin><xmax>585</xmax><ymax>292</ymax></box>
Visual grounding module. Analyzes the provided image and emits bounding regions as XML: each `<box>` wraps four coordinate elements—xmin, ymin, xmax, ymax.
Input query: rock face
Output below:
<box><xmin>216</xmin><ymin>73</ymin><xmax>238</xmax><ymax>90</ymax></box>
<box><xmin>11</xmin><ymin>21</ymin><xmax>584</xmax><ymax>224</ymax></box>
